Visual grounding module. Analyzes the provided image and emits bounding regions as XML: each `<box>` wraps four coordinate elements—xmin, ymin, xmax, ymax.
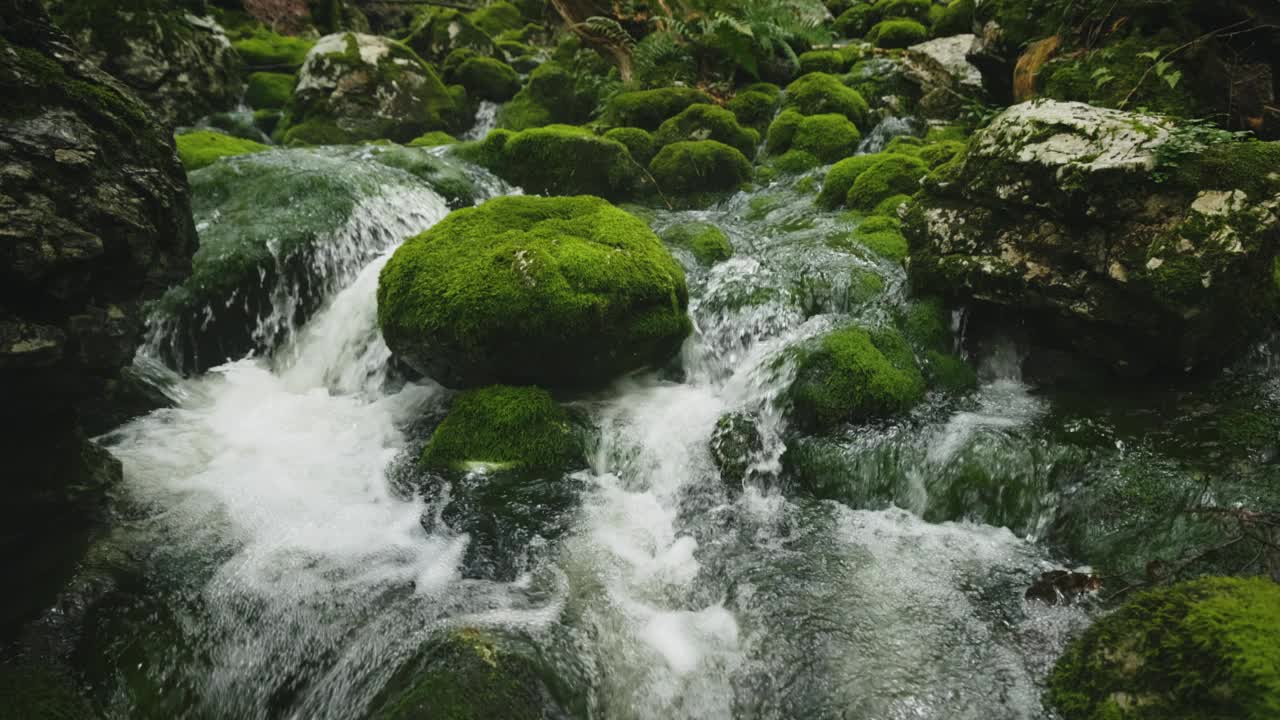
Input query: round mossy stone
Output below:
<box><xmin>603</xmin><ymin>126</ymin><xmax>656</xmax><ymax>165</ymax></box>
<box><xmin>660</xmin><ymin>222</ymin><xmax>733</xmax><ymax>266</ymax></box>
<box><xmin>789</xmin><ymin>325</ymin><xmax>926</xmax><ymax>432</ymax></box>
<box><xmin>174</xmin><ymin>130</ymin><xmax>268</xmax><ymax>171</ymax></box>
<box><xmin>648</xmin><ymin>140</ymin><xmax>753</xmax><ymax>196</ymax></box>
<box><xmin>377</xmin><ymin>195</ymin><xmax>691</xmax><ymax>388</ymax></box>
<box><xmin>653</xmin><ymin>103</ymin><xmax>760</xmax><ymax>160</ymax></box>
<box><xmin>846</xmin><ymin>153</ymin><xmax>928</xmax><ymax>210</ymax></box>
<box><xmin>244</xmin><ymin>71</ymin><xmax>294</xmax><ymax>110</ymax></box>
<box><xmin>454</xmin><ymin>56</ymin><xmax>521</xmax><ymax>102</ymax></box>
<box><xmin>782</xmin><ymin>72</ymin><xmax>870</xmax><ymax>129</ymax></box>
<box><xmin>1049</xmin><ymin>576</ymin><xmax>1280</xmax><ymax>720</ymax></box>
<box><xmin>421</xmin><ymin>386</ymin><xmax>583</xmax><ymax>472</ymax></box>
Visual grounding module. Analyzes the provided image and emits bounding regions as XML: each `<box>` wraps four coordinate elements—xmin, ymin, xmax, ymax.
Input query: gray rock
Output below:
<box><xmin>905</xmin><ymin>100</ymin><xmax>1280</xmax><ymax>375</ymax></box>
<box><xmin>904</xmin><ymin>34</ymin><xmax>985</xmax><ymax>119</ymax></box>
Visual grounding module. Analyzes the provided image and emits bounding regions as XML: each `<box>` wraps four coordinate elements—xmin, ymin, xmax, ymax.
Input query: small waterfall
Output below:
<box><xmin>463</xmin><ymin>100</ymin><xmax>500</xmax><ymax>141</ymax></box>
<box><xmin>858</xmin><ymin>115</ymin><xmax>926</xmax><ymax>154</ymax></box>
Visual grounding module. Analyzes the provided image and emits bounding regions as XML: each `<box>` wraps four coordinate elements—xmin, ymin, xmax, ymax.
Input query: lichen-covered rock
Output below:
<box><xmin>903</xmin><ymin>34</ymin><xmax>984</xmax><ymax>119</ymax></box>
<box><xmin>653</xmin><ymin>103</ymin><xmax>760</xmax><ymax>160</ymax></box>
<box><xmin>788</xmin><ymin>325</ymin><xmax>926</xmax><ymax>433</ymax></box>
<box><xmin>174</xmin><ymin>130</ymin><xmax>268</xmax><ymax>170</ymax></box>
<box><xmin>475</xmin><ymin>125</ymin><xmax>641</xmax><ymax>199</ymax></box>
<box><xmin>649</xmin><ymin>140</ymin><xmax>753</xmax><ymax>199</ymax></box>
<box><xmin>421</xmin><ymin>386</ymin><xmax>583</xmax><ymax>472</ymax></box>
<box><xmin>285</xmin><ymin>32</ymin><xmax>462</xmax><ymax>144</ymax></box>
<box><xmin>0</xmin><ymin>0</ymin><xmax>197</xmax><ymax>626</ymax></box>
<box><xmin>51</xmin><ymin>0</ymin><xmax>242</xmax><ymax>126</ymax></box>
<box><xmin>602</xmin><ymin>86</ymin><xmax>714</xmax><ymax>130</ymax></box>
<box><xmin>1048</xmin><ymin>576</ymin><xmax>1280</xmax><ymax>720</ymax></box>
<box><xmin>905</xmin><ymin>99</ymin><xmax>1280</xmax><ymax>375</ymax></box>
<box><xmin>377</xmin><ymin>195</ymin><xmax>691</xmax><ymax>388</ymax></box>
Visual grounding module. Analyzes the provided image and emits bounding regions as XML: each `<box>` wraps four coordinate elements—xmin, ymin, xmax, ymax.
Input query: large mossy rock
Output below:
<box><xmin>602</xmin><ymin>86</ymin><xmax>714</xmax><ymax>130</ymax></box>
<box><xmin>905</xmin><ymin>100</ymin><xmax>1280</xmax><ymax>375</ymax></box>
<box><xmin>788</xmin><ymin>325</ymin><xmax>926</xmax><ymax>433</ymax></box>
<box><xmin>285</xmin><ymin>32</ymin><xmax>461</xmax><ymax>144</ymax></box>
<box><xmin>377</xmin><ymin>195</ymin><xmax>691</xmax><ymax>389</ymax></box>
<box><xmin>401</xmin><ymin>6</ymin><xmax>498</xmax><ymax>62</ymax></box>
<box><xmin>50</xmin><ymin>0</ymin><xmax>241</xmax><ymax>126</ymax></box>
<box><xmin>0</xmin><ymin>0</ymin><xmax>197</xmax><ymax>629</ymax></box>
<box><xmin>1048</xmin><ymin>576</ymin><xmax>1280</xmax><ymax>720</ymax></box>
<box><xmin>648</xmin><ymin>140</ymin><xmax>753</xmax><ymax>199</ymax></box>
<box><xmin>473</xmin><ymin>125</ymin><xmax>641</xmax><ymax>199</ymax></box>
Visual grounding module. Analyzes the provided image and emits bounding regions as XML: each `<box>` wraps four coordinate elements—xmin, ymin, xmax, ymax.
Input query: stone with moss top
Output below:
<box><xmin>175</xmin><ymin>130</ymin><xmax>268</xmax><ymax>171</ymax></box>
<box><xmin>870</xmin><ymin>19</ymin><xmax>929</xmax><ymax>49</ymax></box>
<box><xmin>604</xmin><ymin>127</ymin><xmax>656</xmax><ymax>166</ymax></box>
<box><xmin>767</xmin><ymin>110</ymin><xmax>862</xmax><ymax>165</ymax></box>
<box><xmin>649</xmin><ymin>140</ymin><xmax>753</xmax><ymax>199</ymax></box>
<box><xmin>479</xmin><ymin>125</ymin><xmax>641</xmax><ymax>199</ymax></box>
<box><xmin>653</xmin><ymin>103</ymin><xmax>760</xmax><ymax>160</ymax></box>
<box><xmin>603</xmin><ymin>87</ymin><xmax>715</xmax><ymax>130</ymax></box>
<box><xmin>661</xmin><ymin>222</ymin><xmax>734</xmax><ymax>266</ymax></box>
<box><xmin>847</xmin><ymin>154</ymin><xmax>929</xmax><ymax>210</ymax></box>
<box><xmin>377</xmin><ymin>195</ymin><xmax>690</xmax><ymax>389</ymax></box>
<box><xmin>453</xmin><ymin>56</ymin><xmax>521</xmax><ymax>102</ymax></box>
<box><xmin>789</xmin><ymin>325</ymin><xmax>926</xmax><ymax>433</ymax></box>
<box><xmin>421</xmin><ymin>386</ymin><xmax>583</xmax><ymax>472</ymax></box>
<box><xmin>728</xmin><ymin>88</ymin><xmax>780</xmax><ymax>132</ymax></box>
<box><xmin>1049</xmin><ymin>576</ymin><xmax>1280</xmax><ymax>720</ymax></box>
<box><xmin>783</xmin><ymin>73</ymin><xmax>870</xmax><ymax>129</ymax></box>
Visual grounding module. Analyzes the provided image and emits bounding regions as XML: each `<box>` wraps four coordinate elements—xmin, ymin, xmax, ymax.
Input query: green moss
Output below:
<box><xmin>798</xmin><ymin>49</ymin><xmax>849</xmax><ymax>75</ymax></box>
<box><xmin>648</xmin><ymin>140</ymin><xmax>753</xmax><ymax>197</ymax></box>
<box><xmin>925</xmin><ymin>124</ymin><xmax>970</xmax><ymax>143</ymax></box>
<box><xmin>772</xmin><ymin>150</ymin><xmax>823</xmax><ymax>173</ymax></box>
<box><xmin>897</xmin><ymin>296</ymin><xmax>952</xmax><ymax>352</ymax></box>
<box><xmin>918</xmin><ymin>139</ymin><xmax>965</xmax><ymax>168</ymax></box>
<box><xmin>852</xmin><ymin>215</ymin><xmax>909</xmax><ymax>261</ymax></box>
<box><xmin>818</xmin><ymin>153</ymin><xmax>887</xmax><ymax>208</ymax></box>
<box><xmin>789</xmin><ymin>325</ymin><xmax>927</xmax><ymax>432</ymax></box>
<box><xmin>3</xmin><ymin>38</ymin><xmax>150</xmax><ymax>130</ymax></box>
<box><xmin>884</xmin><ymin>135</ymin><xmax>926</xmax><ymax>155</ymax></box>
<box><xmin>727</xmin><ymin>89</ymin><xmax>779</xmax><ymax>133</ymax></box>
<box><xmin>1177</xmin><ymin>140</ymin><xmax>1280</xmax><ymax>201</ymax></box>
<box><xmin>377</xmin><ymin>195</ymin><xmax>690</xmax><ymax>388</ymax></box>
<box><xmin>421</xmin><ymin>386</ymin><xmax>582</xmax><ymax>471</ymax></box>
<box><xmin>244</xmin><ymin>71</ymin><xmax>294</xmax><ymax>110</ymax></box>
<box><xmin>923</xmin><ymin>350</ymin><xmax>977</xmax><ymax>392</ymax></box>
<box><xmin>1039</xmin><ymin>36</ymin><xmax>1202</xmax><ymax>117</ymax></box>
<box><xmin>490</xmin><ymin>125</ymin><xmax>640</xmax><ymax>199</ymax></box>
<box><xmin>604</xmin><ymin>127</ymin><xmax>657</xmax><ymax>166</ymax></box>
<box><xmin>846</xmin><ymin>153</ymin><xmax>928</xmax><ymax>210</ymax></box>
<box><xmin>496</xmin><ymin>62</ymin><xmax>597</xmax><ymax>130</ymax></box>
<box><xmin>869</xmin><ymin>19</ymin><xmax>928</xmax><ymax>49</ymax></box>
<box><xmin>232</xmin><ymin>28</ymin><xmax>314</xmax><ymax>70</ymax></box>
<box><xmin>281</xmin><ymin>118</ymin><xmax>356</xmax><ymax>146</ymax></box>
<box><xmin>1049</xmin><ymin>577</ymin><xmax>1280</xmax><ymax>720</ymax></box>
<box><xmin>931</xmin><ymin>0</ymin><xmax>974</xmax><ymax>37</ymax></box>
<box><xmin>453</xmin><ymin>56</ymin><xmax>521</xmax><ymax>102</ymax></box>
<box><xmin>874</xmin><ymin>0</ymin><xmax>933</xmax><ymax>22</ymax></box>
<box><xmin>783</xmin><ymin>72</ymin><xmax>870</xmax><ymax>129</ymax></box>
<box><xmin>661</xmin><ymin>222</ymin><xmax>734</xmax><ymax>266</ymax></box>
<box><xmin>467</xmin><ymin>1</ymin><xmax>523</xmax><ymax>37</ymax></box>
<box><xmin>371</xmin><ymin>628</ymin><xmax>549</xmax><ymax>720</ymax></box>
<box><xmin>408</xmin><ymin>131</ymin><xmax>458</xmax><ymax>147</ymax></box>
<box><xmin>834</xmin><ymin>5</ymin><xmax>877</xmax><ymax>38</ymax></box>
<box><xmin>767</xmin><ymin>110</ymin><xmax>861</xmax><ymax>164</ymax></box>
<box><xmin>653</xmin><ymin>103</ymin><xmax>760</xmax><ymax>159</ymax></box>
<box><xmin>174</xmin><ymin>130</ymin><xmax>269</xmax><ymax>170</ymax></box>
<box><xmin>873</xmin><ymin>193</ymin><xmax>912</xmax><ymax>215</ymax></box>
<box><xmin>602</xmin><ymin>87</ymin><xmax>714</xmax><ymax>130</ymax></box>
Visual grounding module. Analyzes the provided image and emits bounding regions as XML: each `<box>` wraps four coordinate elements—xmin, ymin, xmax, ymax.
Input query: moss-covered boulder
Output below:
<box><xmin>728</xmin><ymin>84</ymin><xmax>781</xmax><ymax>132</ymax></box>
<box><xmin>788</xmin><ymin>325</ymin><xmax>926</xmax><ymax>433</ymax></box>
<box><xmin>232</xmin><ymin>27</ymin><xmax>315</xmax><ymax>71</ymax></box>
<box><xmin>244</xmin><ymin>71</ymin><xmax>294</xmax><ymax>110</ymax></box>
<box><xmin>603</xmin><ymin>126</ymin><xmax>656</xmax><ymax>166</ymax></box>
<box><xmin>283</xmin><ymin>32</ymin><xmax>462</xmax><ymax>144</ymax></box>
<box><xmin>904</xmin><ymin>99</ymin><xmax>1280</xmax><ymax>375</ymax></box>
<box><xmin>649</xmin><ymin>140</ymin><xmax>753</xmax><ymax>198</ymax></box>
<box><xmin>818</xmin><ymin>153</ymin><xmax>893</xmax><ymax>208</ymax></box>
<box><xmin>846</xmin><ymin>153</ymin><xmax>928</xmax><ymax>210</ymax></box>
<box><xmin>932</xmin><ymin>0</ymin><xmax>975</xmax><ymax>37</ymax></box>
<box><xmin>401</xmin><ymin>6</ymin><xmax>498</xmax><ymax>62</ymax></box>
<box><xmin>602</xmin><ymin>86</ymin><xmax>714</xmax><ymax>130</ymax></box>
<box><xmin>422</xmin><ymin>386</ymin><xmax>583</xmax><ymax>472</ymax></box>
<box><xmin>174</xmin><ymin>130</ymin><xmax>269</xmax><ymax>171</ymax></box>
<box><xmin>1048</xmin><ymin>577</ymin><xmax>1280</xmax><ymax>720</ymax></box>
<box><xmin>377</xmin><ymin>195</ymin><xmax>691</xmax><ymax>388</ymax></box>
<box><xmin>869</xmin><ymin>19</ymin><xmax>928</xmax><ymax>49</ymax></box>
<box><xmin>468</xmin><ymin>1</ymin><xmax>524</xmax><ymax>38</ymax></box>
<box><xmin>782</xmin><ymin>72</ymin><xmax>870</xmax><ymax>129</ymax></box>
<box><xmin>848</xmin><ymin>215</ymin><xmax>909</xmax><ymax>261</ymax></box>
<box><xmin>476</xmin><ymin>125</ymin><xmax>641</xmax><ymax>199</ymax></box>
<box><xmin>452</xmin><ymin>55</ymin><xmax>521</xmax><ymax>102</ymax></box>
<box><xmin>52</xmin><ymin>0</ymin><xmax>242</xmax><ymax>126</ymax></box>
<box><xmin>660</xmin><ymin>222</ymin><xmax>734</xmax><ymax>266</ymax></box>
<box><xmin>766</xmin><ymin>110</ymin><xmax>862</xmax><ymax>165</ymax></box>
<box><xmin>496</xmin><ymin>61</ymin><xmax>600</xmax><ymax>130</ymax></box>
<box><xmin>653</xmin><ymin>103</ymin><xmax>761</xmax><ymax>159</ymax></box>
<box><xmin>371</xmin><ymin>628</ymin><xmax>560</xmax><ymax>720</ymax></box>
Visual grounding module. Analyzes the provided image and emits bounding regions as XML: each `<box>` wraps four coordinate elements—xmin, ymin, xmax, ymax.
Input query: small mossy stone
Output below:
<box><xmin>454</xmin><ymin>56</ymin><xmax>521</xmax><ymax>102</ymax></box>
<box><xmin>917</xmin><ymin>139</ymin><xmax>964</xmax><ymax>168</ymax></box>
<box><xmin>174</xmin><ymin>130</ymin><xmax>268</xmax><ymax>171</ymax></box>
<box><xmin>772</xmin><ymin>150</ymin><xmax>822</xmax><ymax>174</ymax></box>
<box><xmin>852</xmin><ymin>216</ymin><xmax>909</xmax><ymax>261</ymax></box>
<box><xmin>789</xmin><ymin>325</ymin><xmax>926</xmax><ymax>433</ymax></box>
<box><xmin>603</xmin><ymin>87</ymin><xmax>714</xmax><ymax>130</ymax></box>
<box><xmin>467</xmin><ymin>0</ymin><xmax>524</xmax><ymax>37</ymax></box>
<box><xmin>783</xmin><ymin>72</ymin><xmax>870</xmax><ymax>129</ymax></box>
<box><xmin>496</xmin><ymin>61</ymin><xmax>599</xmax><ymax>130</ymax></box>
<box><xmin>1048</xmin><ymin>577</ymin><xmax>1280</xmax><ymax>720</ymax></box>
<box><xmin>649</xmin><ymin>140</ymin><xmax>753</xmax><ymax>197</ymax></box>
<box><xmin>244</xmin><ymin>71</ymin><xmax>294</xmax><ymax>110</ymax></box>
<box><xmin>834</xmin><ymin>5</ymin><xmax>877</xmax><ymax>38</ymax></box>
<box><xmin>846</xmin><ymin>153</ymin><xmax>928</xmax><ymax>211</ymax></box>
<box><xmin>818</xmin><ymin>153</ymin><xmax>889</xmax><ymax>209</ymax></box>
<box><xmin>495</xmin><ymin>125</ymin><xmax>640</xmax><ymax>199</ymax></box>
<box><xmin>604</xmin><ymin>126</ymin><xmax>656</xmax><ymax>166</ymax></box>
<box><xmin>653</xmin><ymin>103</ymin><xmax>760</xmax><ymax>160</ymax></box>
<box><xmin>710</xmin><ymin>411</ymin><xmax>765</xmax><ymax>486</ymax></box>
<box><xmin>769</xmin><ymin>112</ymin><xmax>862</xmax><ymax>164</ymax></box>
<box><xmin>728</xmin><ymin>89</ymin><xmax>780</xmax><ymax>132</ymax></box>
<box><xmin>884</xmin><ymin>135</ymin><xmax>926</xmax><ymax>156</ymax></box>
<box><xmin>661</xmin><ymin>222</ymin><xmax>733</xmax><ymax>266</ymax></box>
<box><xmin>233</xmin><ymin>28</ymin><xmax>314</xmax><ymax>70</ymax></box>
<box><xmin>377</xmin><ymin>195</ymin><xmax>691</xmax><ymax>389</ymax></box>
<box><xmin>408</xmin><ymin>130</ymin><xmax>457</xmax><ymax>147</ymax></box>
<box><xmin>798</xmin><ymin>49</ymin><xmax>848</xmax><ymax>75</ymax></box>
<box><xmin>932</xmin><ymin>0</ymin><xmax>974</xmax><ymax>37</ymax></box>
<box><xmin>421</xmin><ymin>386</ymin><xmax>583</xmax><ymax>472</ymax></box>
<box><xmin>869</xmin><ymin>19</ymin><xmax>928</xmax><ymax>49</ymax></box>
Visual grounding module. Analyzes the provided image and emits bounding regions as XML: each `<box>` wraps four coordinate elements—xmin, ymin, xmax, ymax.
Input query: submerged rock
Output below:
<box><xmin>284</xmin><ymin>32</ymin><xmax>461</xmax><ymax>144</ymax></box>
<box><xmin>51</xmin><ymin>0</ymin><xmax>241</xmax><ymax>126</ymax></box>
<box><xmin>0</xmin><ymin>0</ymin><xmax>197</xmax><ymax>628</ymax></box>
<box><xmin>788</xmin><ymin>326</ymin><xmax>926</xmax><ymax>433</ymax></box>
<box><xmin>905</xmin><ymin>99</ymin><xmax>1280</xmax><ymax>375</ymax></box>
<box><xmin>377</xmin><ymin>195</ymin><xmax>691</xmax><ymax>389</ymax></box>
<box><xmin>710</xmin><ymin>411</ymin><xmax>765</xmax><ymax>486</ymax></box>
<box><xmin>1048</xmin><ymin>576</ymin><xmax>1280</xmax><ymax>719</ymax></box>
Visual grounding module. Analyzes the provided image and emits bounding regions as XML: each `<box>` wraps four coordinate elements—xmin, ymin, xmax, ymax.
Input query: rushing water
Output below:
<box><xmin>15</xmin><ymin>131</ymin><xmax>1279</xmax><ymax>718</ymax></box>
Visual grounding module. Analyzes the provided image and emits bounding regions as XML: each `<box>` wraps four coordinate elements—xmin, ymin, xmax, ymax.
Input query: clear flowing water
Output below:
<box><xmin>31</xmin><ymin>143</ymin><xmax>1278</xmax><ymax>719</ymax></box>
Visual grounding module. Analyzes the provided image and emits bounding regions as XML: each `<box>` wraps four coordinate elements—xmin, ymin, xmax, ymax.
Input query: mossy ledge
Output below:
<box><xmin>377</xmin><ymin>195</ymin><xmax>691</xmax><ymax>389</ymax></box>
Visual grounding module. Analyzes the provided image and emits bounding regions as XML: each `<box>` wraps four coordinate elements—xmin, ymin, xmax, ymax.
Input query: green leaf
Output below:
<box><xmin>1137</xmin><ymin>49</ymin><xmax>1161</xmax><ymax>61</ymax></box>
<box><xmin>1163</xmin><ymin>70</ymin><xmax>1182</xmax><ymax>90</ymax></box>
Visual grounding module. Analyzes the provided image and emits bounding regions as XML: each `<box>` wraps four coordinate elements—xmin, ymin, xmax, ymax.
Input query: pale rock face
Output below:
<box><xmin>904</xmin><ymin>34</ymin><xmax>986</xmax><ymax>119</ymax></box>
<box><xmin>905</xmin><ymin>100</ymin><xmax>1280</xmax><ymax>374</ymax></box>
